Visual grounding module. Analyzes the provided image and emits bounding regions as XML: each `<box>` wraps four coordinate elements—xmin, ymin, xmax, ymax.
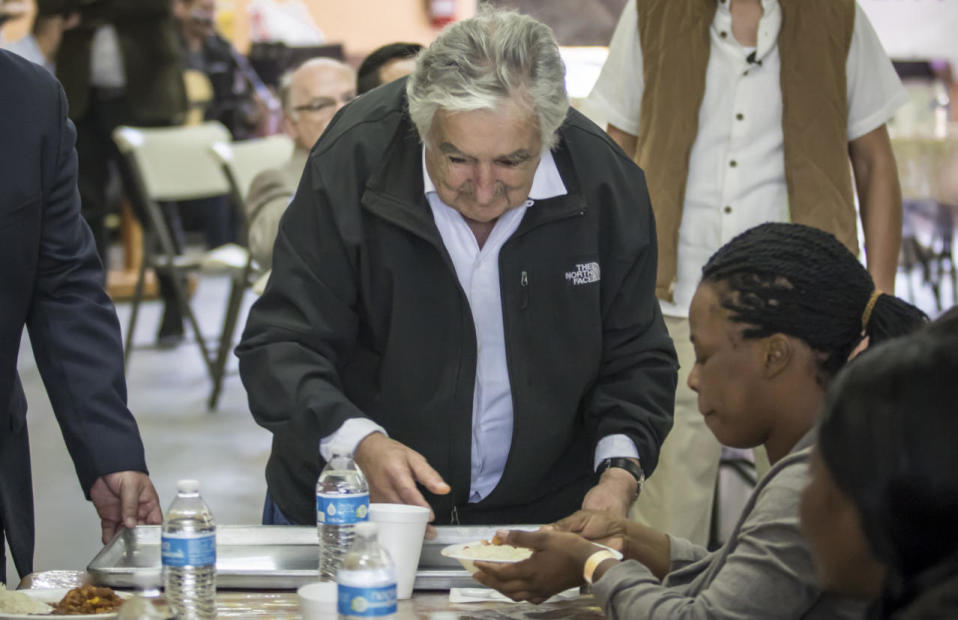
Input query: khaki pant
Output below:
<box><xmin>631</xmin><ymin>315</ymin><xmax>722</xmax><ymax>546</ymax></box>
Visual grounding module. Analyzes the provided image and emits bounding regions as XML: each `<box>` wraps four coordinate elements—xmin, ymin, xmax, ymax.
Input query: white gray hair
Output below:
<box><xmin>406</xmin><ymin>6</ymin><xmax>569</xmax><ymax>150</ymax></box>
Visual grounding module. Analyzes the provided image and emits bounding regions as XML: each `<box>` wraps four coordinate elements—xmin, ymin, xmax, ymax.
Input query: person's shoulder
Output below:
<box><xmin>312</xmin><ymin>78</ymin><xmax>409</xmax><ymax>159</ymax></box>
<box><xmin>0</xmin><ymin>50</ymin><xmax>61</xmax><ymax>121</ymax></box>
<box><xmin>750</xmin><ymin>450</ymin><xmax>812</xmax><ymax>516</ymax></box>
<box><xmin>559</xmin><ymin>107</ymin><xmax>642</xmax><ymax>172</ymax></box>
<box><xmin>0</xmin><ymin>48</ymin><xmax>57</xmax><ymax>94</ymax></box>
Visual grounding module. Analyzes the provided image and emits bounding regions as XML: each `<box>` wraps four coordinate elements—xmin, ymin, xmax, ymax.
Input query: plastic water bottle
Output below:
<box><xmin>337</xmin><ymin>522</ymin><xmax>397</xmax><ymax>619</ymax></box>
<box><xmin>162</xmin><ymin>479</ymin><xmax>216</xmax><ymax>619</ymax></box>
<box><xmin>317</xmin><ymin>448</ymin><xmax>369</xmax><ymax>581</ymax></box>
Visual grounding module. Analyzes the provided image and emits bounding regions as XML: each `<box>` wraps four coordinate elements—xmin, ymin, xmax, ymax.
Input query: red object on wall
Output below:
<box><xmin>428</xmin><ymin>0</ymin><xmax>456</xmax><ymax>28</ymax></box>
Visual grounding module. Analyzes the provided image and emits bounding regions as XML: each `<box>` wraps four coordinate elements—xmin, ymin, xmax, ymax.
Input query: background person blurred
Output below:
<box><xmin>244</xmin><ymin>57</ymin><xmax>354</xmax><ymax>272</ymax></box>
<box><xmin>1</xmin><ymin>49</ymin><xmax>162</xmax><ymax>585</ymax></box>
<box><xmin>475</xmin><ymin>223</ymin><xmax>926</xmax><ymax>617</ymax></box>
<box><xmin>53</xmin><ymin>0</ymin><xmax>189</xmax><ymax>345</ymax></box>
<box><xmin>801</xmin><ymin>313</ymin><xmax>958</xmax><ymax>619</ymax></box>
<box><xmin>0</xmin><ymin>0</ymin><xmax>26</xmax><ymax>36</ymax></box>
<box><xmin>1</xmin><ymin>2</ymin><xmax>77</xmax><ymax>74</ymax></box>
<box><xmin>586</xmin><ymin>0</ymin><xmax>909</xmax><ymax>546</ymax></box>
<box><xmin>174</xmin><ymin>0</ymin><xmax>274</xmax><ymax>140</ymax></box>
<box><xmin>356</xmin><ymin>41</ymin><xmax>422</xmax><ymax>95</ymax></box>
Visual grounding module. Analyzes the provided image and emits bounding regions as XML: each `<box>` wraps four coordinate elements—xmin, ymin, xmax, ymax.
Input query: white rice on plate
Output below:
<box><xmin>455</xmin><ymin>542</ymin><xmax>533</xmax><ymax>562</ymax></box>
<box><xmin>0</xmin><ymin>584</ymin><xmax>53</xmax><ymax>614</ymax></box>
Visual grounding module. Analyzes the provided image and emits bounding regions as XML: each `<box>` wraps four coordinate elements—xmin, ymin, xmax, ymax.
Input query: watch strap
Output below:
<box><xmin>596</xmin><ymin>457</ymin><xmax>644</xmax><ymax>486</ymax></box>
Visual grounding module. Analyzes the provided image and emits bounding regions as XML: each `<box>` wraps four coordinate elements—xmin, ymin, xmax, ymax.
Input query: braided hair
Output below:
<box><xmin>701</xmin><ymin>223</ymin><xmax>926</xmax><ymax>382</ymax></box>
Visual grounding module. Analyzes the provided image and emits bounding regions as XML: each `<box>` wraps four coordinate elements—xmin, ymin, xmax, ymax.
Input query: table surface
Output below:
<box><xmin>19</xmin><ymin>570</ymin><xmax>607</xmax><ymax>619</ymax></box>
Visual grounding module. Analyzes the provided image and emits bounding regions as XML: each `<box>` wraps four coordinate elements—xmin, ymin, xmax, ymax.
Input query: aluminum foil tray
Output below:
<box><xmin>87</xmin><ymin>524</ymin><xmax>529</xmax><ymax>591</ymax></box>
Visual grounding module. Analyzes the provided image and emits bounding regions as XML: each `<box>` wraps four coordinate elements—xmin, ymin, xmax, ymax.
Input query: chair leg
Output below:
<box><xmin>166</xmin><ymin>266</ymin><xmax>217</xmax><ymax>379</ymax></box>
<box><xmin>124</xmin><ymin>234</ymin><xmax>152</xmax><ymax>367</ymax></box>
<box><xmin>208</xmin><ymin>273</ymin><xmax>245</xmax><ymax>411</ymax></box>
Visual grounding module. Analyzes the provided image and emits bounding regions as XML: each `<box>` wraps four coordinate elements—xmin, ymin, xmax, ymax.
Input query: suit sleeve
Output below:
<box><xmin>25</xmin><ymin>81</ymin><xmax>148</xmax><ymax>497</ymax></box>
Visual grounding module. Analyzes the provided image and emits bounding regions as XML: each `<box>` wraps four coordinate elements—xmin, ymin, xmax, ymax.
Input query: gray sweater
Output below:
<box><xmin>592</xmin><ymin>431</ymin><xmax>865</xmax><ymax>619</ymax></box>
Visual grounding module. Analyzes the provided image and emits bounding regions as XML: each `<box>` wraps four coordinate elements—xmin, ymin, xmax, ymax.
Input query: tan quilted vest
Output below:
<box><xmin>633</xmin><ymin>0</ymin><xmax>857</xmax><ymax>301</ymax></box>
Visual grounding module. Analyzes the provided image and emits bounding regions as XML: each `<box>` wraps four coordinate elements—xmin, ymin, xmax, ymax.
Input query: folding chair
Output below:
<box><xmin>206</xmin><ymin>135</ymin><xmax>295</xmax><ymax>409</ymax></box>
<box><xmin>113</xmin><ymin>121</ymin><xmax>249</xmax><ymax>397</ymax></box>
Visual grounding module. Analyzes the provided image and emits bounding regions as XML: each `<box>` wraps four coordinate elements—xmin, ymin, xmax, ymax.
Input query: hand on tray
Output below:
<box><xmin>90</xmin><ymin>471</ymin><xmax>163</xmax><ymax>543</ymax></box>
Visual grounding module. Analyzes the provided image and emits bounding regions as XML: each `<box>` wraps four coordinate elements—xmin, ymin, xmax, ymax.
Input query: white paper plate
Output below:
<box><xmin>0</xmin><ymin>588</ymin><xmax>131</xmax><ymax>619</ymax></box>
<box><xmin>441</xmin><ymin>540</ymin><xmax>624</xmax><ymax>575</ymax></box>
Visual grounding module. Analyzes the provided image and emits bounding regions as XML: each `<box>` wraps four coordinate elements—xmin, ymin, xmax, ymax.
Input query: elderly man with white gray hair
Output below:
<box><xmin>237</xmin><ymin>7</ymin><xmax>677</xmax><ymax>529</ymax></box>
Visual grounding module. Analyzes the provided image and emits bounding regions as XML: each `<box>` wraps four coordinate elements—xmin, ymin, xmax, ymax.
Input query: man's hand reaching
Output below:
<box><xmin>354</xmin><ymin>433</ymin><xmax>450</xmax><ymax>537</ymax></box>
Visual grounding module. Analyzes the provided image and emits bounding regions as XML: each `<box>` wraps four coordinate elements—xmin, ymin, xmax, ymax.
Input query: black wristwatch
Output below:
<box><xmin>596</xmin><ymin>457</ymin><xmax>645</xmax><ymax>489</ymax></box>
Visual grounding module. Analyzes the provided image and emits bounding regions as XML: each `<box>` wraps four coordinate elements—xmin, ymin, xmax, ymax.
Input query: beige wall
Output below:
<box><xmin>226</xmin><ymin>0</ymin><xmax>477</xmax><ymax>58</ymax></box>
<box><xmin>2</xmin><ymin>1</ymin><xmax>477</xmax><ymax>58</ymax></box>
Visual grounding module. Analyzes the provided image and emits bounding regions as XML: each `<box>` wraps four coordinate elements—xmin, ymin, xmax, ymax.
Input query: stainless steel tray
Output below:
<box><xmin>88</xmin><ymin>524</ymin><xmax>523</xmax><ymax>591</ymax></box>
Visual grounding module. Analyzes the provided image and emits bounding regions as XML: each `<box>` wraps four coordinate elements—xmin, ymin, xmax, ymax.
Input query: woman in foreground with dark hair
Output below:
<box><xmin>474</xmin><ymin>222</ymin><xmax>927</xmax><ymax>619</ymax></box>
<box><xmin>801</xmin><ymin>312</ymin><xmax>958</xmax><ymax>619</ymax></box>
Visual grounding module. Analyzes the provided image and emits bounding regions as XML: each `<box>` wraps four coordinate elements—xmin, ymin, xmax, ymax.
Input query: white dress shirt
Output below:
<box><xmin>321</xmin><ymin>145</ymin><xmax>639</xmax><ymax>501</ymax></box>
<box><xmin>588</xmin><ymin>0</ymin><xmax>907</xmax><ymax>317</ymax></box>
<box><xmin>89</xmin><ymin>25</ymin><xmax>126</xmax><ymax>88</ymax></box>
<box><xmin>3</xmin><ymin>35</ymin><xmax>54</xmax><ymax>74</ymax></box>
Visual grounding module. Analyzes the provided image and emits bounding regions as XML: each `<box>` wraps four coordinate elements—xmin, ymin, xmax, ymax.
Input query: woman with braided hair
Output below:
<box><xmin>800</xmin><ymin>312</ymin><xmax>958</xmax><ymax>619</ymax></box>
<box><xmin>474</xmin><ymin>222</ymin><xmax>926</xmax><ymax>619</ymax></box>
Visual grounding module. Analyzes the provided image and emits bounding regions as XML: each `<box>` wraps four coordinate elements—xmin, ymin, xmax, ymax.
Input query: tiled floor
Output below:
<box><xmin>6</xmin><ymin>274</ymin><xmax>271</xmax><ymax>585</ymax></box>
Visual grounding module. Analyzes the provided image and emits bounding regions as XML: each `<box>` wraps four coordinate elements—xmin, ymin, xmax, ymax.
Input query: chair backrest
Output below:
<box><xmin>210</xmin><ymin>134</ymin><xmax>295</xmax><ymax>204</ymax></box>
<box><xmin>113</xmin><ymin>122</ymin><xmax>233</xmax><ymax>202</ymax></box>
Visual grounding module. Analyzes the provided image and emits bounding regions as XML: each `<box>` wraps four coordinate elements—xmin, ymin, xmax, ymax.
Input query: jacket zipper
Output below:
<box><xmin>520</xmin><ymin>270</ymin><xmax>529</xmax><ymax>309</ymax></box>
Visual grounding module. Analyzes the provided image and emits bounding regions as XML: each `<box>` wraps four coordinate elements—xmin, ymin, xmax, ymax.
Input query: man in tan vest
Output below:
<box><xmin>587</xmin><ymin>0</ymin><xmax>906</xmax><ymax>545</ymax></box>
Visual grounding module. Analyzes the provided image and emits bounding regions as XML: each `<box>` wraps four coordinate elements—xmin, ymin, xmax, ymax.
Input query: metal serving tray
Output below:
<box><xmin>88</xmin><ymin>524</ymin><xmax>526</xmax><ymax>591</ymax></box>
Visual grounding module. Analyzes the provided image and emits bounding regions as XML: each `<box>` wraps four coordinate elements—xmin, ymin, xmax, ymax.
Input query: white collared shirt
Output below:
<box><xmin>588</xmin><ymin>0</ymin><xmax>907</xmax><ymax>317</ymax></box>
<box><xmin>3</xmin><ymin>35</ymin><xmax>55</xmax><ymax>74</ymax></box>
<box><xmin>89</xmin><ymin>25</ymin><xmax>126</xmax><ymax>88</ymax></box>
<box><xmin>322</xmin><ymin>145</ymin><xmax>639</xmax><ymax>501</ymax></box>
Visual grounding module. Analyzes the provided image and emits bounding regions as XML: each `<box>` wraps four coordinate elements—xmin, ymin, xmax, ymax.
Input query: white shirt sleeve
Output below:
<box><xmin>594</xmin><ymin>434</ymin><xmax>641</xmax><ymax>470</ymax></box>
<box><xmin>586</xmin><ymin>0</ymin><xmax>644</xmax><ymax>136</ymax></box>
<box><xmin>846</xmin><ymin>2</ymin><xmax>908</xmax><ymax>140</ymax></box>
<box><xmin>319</xmin><ymin>418</ymin><xmax>388</xmax><ymax>462</ymax></box>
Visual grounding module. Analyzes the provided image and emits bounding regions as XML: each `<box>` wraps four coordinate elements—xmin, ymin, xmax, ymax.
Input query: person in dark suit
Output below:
<box><xmin>0</xmin><ymin>49</ymin><xmax>162</xmax><ymax>584</ymax></box>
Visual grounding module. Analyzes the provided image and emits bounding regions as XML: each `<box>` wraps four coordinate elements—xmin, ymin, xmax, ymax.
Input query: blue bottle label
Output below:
<box><xmin>317</xmin><ymin>492</ymin><xmax>369</xmax><ymax>525</ymax></box>
<box><xmin>337</xmin><ymin>583</ymin><xmax>397</xmax><ymax>617</ymax></box>
<box><xmin>161</xmin><ymin>533</ymin><xmax>216</xmax><ymax>567</ymax></box>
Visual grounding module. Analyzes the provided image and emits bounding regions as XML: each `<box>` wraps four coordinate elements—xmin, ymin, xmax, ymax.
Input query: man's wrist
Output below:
<box><xmin>596</xmin><ymin>457</ymin><xmax>644</xmax><ymax>490</ymax></box>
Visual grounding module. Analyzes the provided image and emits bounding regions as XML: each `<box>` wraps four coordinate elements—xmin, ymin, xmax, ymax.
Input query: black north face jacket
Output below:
<box><xmin>237</xmin><ymin>78</ymin><xmax>677</xmax><ymax>526</ymax></box>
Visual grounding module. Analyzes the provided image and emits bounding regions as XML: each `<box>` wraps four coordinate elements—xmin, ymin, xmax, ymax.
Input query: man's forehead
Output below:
<box><xmin>293</xmin><ymin>66</ymin><xmax>354</xmax><ymax>97</ymax></box>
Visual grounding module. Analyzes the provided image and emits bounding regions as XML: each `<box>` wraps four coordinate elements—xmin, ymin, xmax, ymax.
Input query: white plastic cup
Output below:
<box><xmin>369</xmin><ymin>503</ymin><xmax>430</xmax><ymax>599</ymax></box>
<box><xmin>297</xmin><ymin>581</ymin><xmax>337</xmax><ymax>619</ymax></box>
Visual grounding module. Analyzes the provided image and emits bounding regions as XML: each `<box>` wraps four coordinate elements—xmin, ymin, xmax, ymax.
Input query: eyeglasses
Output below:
<box><xmin>292</xmin><ymin>94</ymin><xmax>355</xmax><ymax>114</ymax></box>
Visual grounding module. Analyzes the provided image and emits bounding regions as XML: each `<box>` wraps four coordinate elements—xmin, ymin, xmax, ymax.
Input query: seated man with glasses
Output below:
<box><xmin>245</xmin><ymin>57</ymin><xmax>355</xmax><ymax>272</ymax></box>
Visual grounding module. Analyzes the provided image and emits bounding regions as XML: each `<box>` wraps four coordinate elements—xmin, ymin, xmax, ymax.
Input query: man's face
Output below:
<box><xmin>181</xmin><ymin>0</ymin><xmax>215</xmax><ymax>38</ymax></box>
<box><xmin>286</xmin><ymin>63</ymin><xmax>356</xmax><ymax>151</ymax></box>
<box><xmin>424</xmin><ymin>100</ymin><xmax>542</xmax><ymax>224</ymax></box>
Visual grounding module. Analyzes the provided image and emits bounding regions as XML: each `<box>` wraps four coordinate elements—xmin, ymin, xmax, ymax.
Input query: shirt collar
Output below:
<box><xmin>421</xmin><ymin>146</ymin><xmax>568</xmax><ymax>203</ymax></box>
<box><xmin>714</xmin><ymin>0</ymin><xmax>781</xmax><ymax>62</ymax></box>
